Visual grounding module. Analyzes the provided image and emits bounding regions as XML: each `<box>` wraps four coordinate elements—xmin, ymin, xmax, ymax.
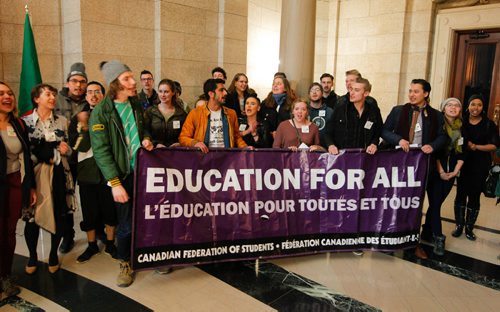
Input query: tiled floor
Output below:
<box><xmin>1</xmin><ymin>186</ymin><xmax>499</xmax><ymax>311</ymax></box>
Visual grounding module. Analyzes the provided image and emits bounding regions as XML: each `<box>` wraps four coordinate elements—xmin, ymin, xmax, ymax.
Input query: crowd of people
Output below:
<box><xmin>1</xmin><ymin>60</ymin><xmax>498</xmax><ymax>298</ymax></box>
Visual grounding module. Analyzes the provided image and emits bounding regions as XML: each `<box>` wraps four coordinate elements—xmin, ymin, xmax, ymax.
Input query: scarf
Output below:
<box><xmin>272</xmin><ymin>93</ymin><xmax>287</xmax><ymax>111</ymax></box>
<box><xmin>445</xmin><ymin>118</ymin><xmax>462</xmax><ymax>154</ymax></box>
<box><xmin>396</xmin><ymin>103</ymin><xmax>438</xmax><ymax>143</ymax></box>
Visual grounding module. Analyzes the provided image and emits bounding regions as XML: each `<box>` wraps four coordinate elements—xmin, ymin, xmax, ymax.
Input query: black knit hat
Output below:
<box><xmin>467</xmin><ymin>94</ymin><xmax>484</xmax><ymax>105</ymax></box>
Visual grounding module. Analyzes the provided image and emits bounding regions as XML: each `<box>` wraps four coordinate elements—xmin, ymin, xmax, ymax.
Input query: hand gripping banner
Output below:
<box><xmin>132</xmin><ymin>148</ymin><xmax>428</xmax><ymax>270</ymax></box>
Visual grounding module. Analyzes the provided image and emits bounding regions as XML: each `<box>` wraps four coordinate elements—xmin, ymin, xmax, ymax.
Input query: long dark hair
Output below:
<box><xmin>227</xmin><ymin>73</ymin><xmax>248</xmax><ymax>94</ymax></box>
<box><xmin>158</xmin><ymin>79</ymin><xmax>181</xmax><ymax>108</ymax></box>
<box><xmin>263</xmin><ymin>77</ymin><xmax>294</xmax><ymax>111</ymax></box>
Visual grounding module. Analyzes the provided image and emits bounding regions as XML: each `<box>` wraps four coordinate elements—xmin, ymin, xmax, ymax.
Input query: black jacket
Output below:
<box><xmin>382</xmin><ymin>103</ymin><xmax>447</xmax><ymax>153</ymax></box>
<box><xmin>337</xmin><ymin>93</ymin><xmax>378</xmax><ymax>112</ymax></box>
<box><xmin>325</xmin><ymin>100</ymin><xmax>383</xmax><ymax>149</ymax></box>
<box><xmin>259</xmin><ymin>101</ymin><xmax>292</xmax><ymax>132</ymax></box>
<box><xmin>144</xmin><ymin>104</ymin><xmax>187</xmax><ymax>147</ymax></box>
<box><xmin>138</xmin><ymin>89</ymin><xmax>160</xmax><ymax>110</ymax></box>
<box><xmin>224</xmin><ymin>91</ymin><xmax>250</xmax><ymax>118</ymax></box>
<box><xmin>323</xmin><ymin>90</ymin><xmax>339</xmax><ymax>110</ymax></box>
<box><xmin>0</xmin><ymin>115</ymin><xmax>35</xmax><ymax>217</ymax></box>
<box><xmin>68</xmin><ymin>105</ymin><xmax>107</xmax><ymax>185</ymax></box>
<box><xmin>238</xmin><ymin>116</ymin><xmax>273</xmax><ymax>148</ymax></box>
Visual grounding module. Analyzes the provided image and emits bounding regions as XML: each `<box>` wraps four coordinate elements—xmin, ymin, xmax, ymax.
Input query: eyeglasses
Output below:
<box><xmin>69</xmin><ymin>79</ymin><xmax>87</xmax><ymax>84</ymax></box>
<box><xmin>87</xmin><ymin>90</ymin><xmax>102</xmax><ymax>95</ymax></box>
<box><xmin>141</xmin><ymin>78</ymin><xmax>153</xmax><ymax>82</ymax></box>
<box><xmin>446</xmin><ymin>103</ymin><xmax>461</xmax><ymax>108</ymax></box>
<box><xmin>310</xmin><ymin>88</ymin><xmax>322</xmax><ymax>93</ymax></box>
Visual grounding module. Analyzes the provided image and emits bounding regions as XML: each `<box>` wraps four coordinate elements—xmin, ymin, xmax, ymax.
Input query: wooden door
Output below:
<box><xmin>449</xmin><ymin>29</ymin><xmax>500</xmax><ymax>120</ymax></box>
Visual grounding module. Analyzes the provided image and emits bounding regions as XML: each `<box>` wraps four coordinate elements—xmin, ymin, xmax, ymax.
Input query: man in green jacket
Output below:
<box><xmin>89</xmin><ymin>60</ymin><xmax>153</xmax><ymax>287</ymax></box>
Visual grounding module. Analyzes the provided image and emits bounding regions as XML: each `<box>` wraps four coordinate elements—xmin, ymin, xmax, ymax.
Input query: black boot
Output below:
<box><xmin>433</xmin><ymin>235</ymin><xmax>446</xmax><ymax>256</ymax></box>
<box><xmin>451</xmin><ymin>203</ymin><xmax>465</xmax><ymax>237</ymax></box>
<box><xmin>465</xmin><ymin>206</ymin><xmax>479</xmax><ymax>241</ymax></box>
<box><xmin>465</xmin><ymin>226</ymin><xmax>475</xmax><ymax>241</ymax></box>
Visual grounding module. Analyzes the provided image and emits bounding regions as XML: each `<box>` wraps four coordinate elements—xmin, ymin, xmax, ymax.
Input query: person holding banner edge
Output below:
<box><xmin>238</xmin><ymin>94</ymin><xmax>273</xmax><ymax>148</ymax></box>
<box><xmin>381</xmin><ymin>79</ymin><xmax>447</xmax><ymax>259</ymax></box>
<box><xmin>325</xmin><ymin>77</ymin><xmax>382</xmax><ymax>256</ymax></box>
<box><xmin>89</xmin><ymin>60</ymin><xmax>153</xmax><ymax>287</ymax></box>
<box><xmin>273</xmin><ymin>98</ymin><xmax>324</xmax><ymax>152</ymax></box>
<box><xmin>144</xmin><ymin>79</ymin><xmax>187</xmax><ymax>148</ymax></box>
<box><xmin>308</xmin><ymin>82</ymin><xmax>334</xmax><ymax>148</ymax></box>
<box><xmin>179</xmin><ymin>78</ymin><xmax>248</xmax><ymax>153</ymax></box>
<box><xmin>325</xmin><ymin>77</ymin><xmax>382</xmax><ymax>156</ymax></box>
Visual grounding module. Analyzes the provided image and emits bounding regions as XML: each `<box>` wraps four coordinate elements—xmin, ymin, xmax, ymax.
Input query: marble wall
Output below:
<box><xmin>247</xmin><ymin>0</ymin><xmax>339</xmax><ymax>99</ymax></box>
<box><xmin>0</xmin><ymin>0</ymin><xmax>248</xmax><ymax>107</ymax></box>
<box><xmin>2</xmin><ymin>0</ymin><xmax>499</xmax><ymax>115</ymax></box>
<box><xmin>0</xmin><ymin>0</ymin><xmax>64</xmax><ymax>93</ymax></box>
<box><xmin>314</xmin><ymin>0</ymin><xmax>339</xmax><ymax>89</ymax></box>
<box><xmin>79</xmin><ymin>0</ymin><xmax>248</xmax><ymax>107</ymax></box>
<box><xmin>246</xmin><ymin>0</ymin><xmax>282</xmax><ymax>99</ymax></box>
<box><xmin>247</xmin><ymin>0</ymin><xmax>436</xmax><ymax>116</ymax></box>
<box><xmin>333</xmin><ymin>0</ymin><xmax>436</xmax><ymax>117</ymax></box>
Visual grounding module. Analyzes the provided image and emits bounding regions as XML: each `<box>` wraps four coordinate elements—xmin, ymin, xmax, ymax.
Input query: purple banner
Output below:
<box><xmin>132</xmin><ymin>148</ymin><xmax>428</xmax><ymax>270</ymax></box>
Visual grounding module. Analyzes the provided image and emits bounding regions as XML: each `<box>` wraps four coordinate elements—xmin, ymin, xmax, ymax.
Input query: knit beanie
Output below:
<box><xmin>67</xmin><ymin>62</ymin><xmax>87</xmax><ymax>81</ymax></box>
<box><xmin>99</xmin><ymin>60</ymin><xmax>131</xmax><ymax>86</ymax></box>
<box><xmin>440</xmin><ymin>97</ymin><xmax>461</xmax><ymax>112</ymax></box>
<box><xmin>467</xmin><ymin>94</ymin><xmax>484</xmax><ymax>105</ymax></box>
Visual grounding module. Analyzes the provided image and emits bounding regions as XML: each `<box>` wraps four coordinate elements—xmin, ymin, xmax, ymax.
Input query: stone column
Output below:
<box><xmin>61</xmin><ymin>0</ymin><xmax>83</xmax><ymax>78</ymax></box>
<box><xmin>279</xmin><ymin>0</ymin><xmax>316</xmax><ymax>97</ymax></box>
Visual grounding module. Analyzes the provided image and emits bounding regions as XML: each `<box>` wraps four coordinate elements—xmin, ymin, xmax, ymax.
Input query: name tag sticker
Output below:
<box><xmin>7</xmin><ymin>126</ymin><xmax>16</xmax><ymax>137</ymax></box>
<box><xmin>173</xmin><ymin>120</ymin><xmax>181</xmax><ymax>129</ymax></box>
<box><xmin>364</xmin><ymin>121</ymin><xmax>373</xmax><ymax>130</ymax></box>
<box><xmin>319</xmin><ymin>110</ymin><xmax>326</xmax><ymax>117</ymax></box>
<box><xmin>239</xmin><ymin>124</ymin><xmax>247</xmax><ymax>132</ymax></box>
<box><xmin>301</xmin><ymin>125</ymin><xmax>309</xmax><ymax>133</ymax></box>
<box><xmin>458</xmin><ymin>137</ymin><xmax>464</xmax><ymax>146</ymax></box>
<box><xmin>415</xmin><ymin>123</ymin><xmax>422</xmax><ymax>132</ymax></box>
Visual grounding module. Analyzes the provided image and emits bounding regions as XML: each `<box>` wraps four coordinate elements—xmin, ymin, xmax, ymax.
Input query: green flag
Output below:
<box><xmin>18</xmin><ymin>11</ymin><xmax>42</xmax><ymax>116</ymax></box>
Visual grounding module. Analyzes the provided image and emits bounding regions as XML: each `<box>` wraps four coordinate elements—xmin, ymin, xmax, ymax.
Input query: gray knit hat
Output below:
<box><xmin>440</xmin><ymin>97</ymin><xmax>462</xmax><ymax>112</ymax></box>
<box><xmin>67</xmin><ymin>62</ymin><xmax>87</xmax><ymax>81</ymax></box>
<box><xmin>99</xmin><ymin>60</ymin><xmax>131</xmax><ymax>86</ymax></box>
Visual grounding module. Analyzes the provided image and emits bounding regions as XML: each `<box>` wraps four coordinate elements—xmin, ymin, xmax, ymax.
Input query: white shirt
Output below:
<box><xmin>209</xmin><ymin>109</ymin><xmax>224</xmax><ymax>148</ymax></box>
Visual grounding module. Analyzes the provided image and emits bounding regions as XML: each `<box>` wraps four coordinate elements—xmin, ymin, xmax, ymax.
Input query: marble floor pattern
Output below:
<box><xmin>1</xmin><ymin>186</ymin><xmax>499</xmax><ymax>312</ymax></box>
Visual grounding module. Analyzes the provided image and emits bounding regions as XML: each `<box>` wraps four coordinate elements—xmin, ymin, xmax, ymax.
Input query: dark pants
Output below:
<box><xmin>424</xmin><ymin>171</ymin><xmax>455</xmax><ymax>236</ymax></box>
<box><xmin>455</xmin><ymin>169</ymin><xmax>488</xmax><ymax>210</ymax></box>
<box><xmin>115</xmin><ymin>176</ymin><xmax>134</xmax><ymax>262</ymax></box>
<box><xmin>454</xmin><ymin>168</ymin><xmax>488</xmax><ymax>227</ymax></box>
<box><xmin>62</xmin><ymin>163</ymin><xmax>78</xmax><ymax>242</ymax></box>
<box><xmin>79</xmin><ymin>183</ymin><xmax>117</xmax><ymax>231</ymax></box>
<box><xmin>62</xmin><ymin>213</ymin><xmax>75</xmax><ymax>241</ymax></box>
<box><xmin>0</xmin><ymin>171</ymin><xmax>22</xmax><ymax>278</ymax></box>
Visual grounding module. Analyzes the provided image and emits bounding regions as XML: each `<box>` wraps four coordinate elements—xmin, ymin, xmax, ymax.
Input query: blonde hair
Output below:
<box><xmin>345</xmin><ymin>69</ymin><xmax>361</xmax><ymax>78</ymax></box>
<box><xmin>291</xmin><ymin>97</ymin><xmax>308</xmax><ymax>110</ymax></box>
<box><xmin>355</xmin><ymin>77</ymin><xmax>372</xmax><ymax>92</ymax></box>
